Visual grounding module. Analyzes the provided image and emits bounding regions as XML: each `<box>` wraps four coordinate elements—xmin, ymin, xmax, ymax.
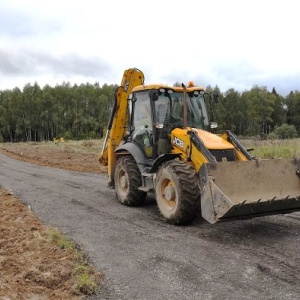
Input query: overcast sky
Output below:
<box><xmin>0</xmin><ymin>0</ymin><xmax>299</xmax><ymax>96</ymax></box>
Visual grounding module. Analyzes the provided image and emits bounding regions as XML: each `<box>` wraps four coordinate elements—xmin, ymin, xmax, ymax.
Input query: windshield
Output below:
<box><xmin>186</xmin><ymin>91</ymin><xmax>210</xmax><ymax>129</ymax></box>
<box><xmin>154</xmin><ymin>91</ymin><xmax>209</xmax><ymax>130</ymax></box>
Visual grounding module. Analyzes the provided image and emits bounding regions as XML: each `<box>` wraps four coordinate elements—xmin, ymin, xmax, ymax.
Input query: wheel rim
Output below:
<box><xmin>118</xmin><ymin>169</ymin><xmax>129</xmax><ymax>196</ymax></box>
<box><xmin>160</xmin><ymin>178</ymin><xmax>177</xmax><ymax>210</ymax></box>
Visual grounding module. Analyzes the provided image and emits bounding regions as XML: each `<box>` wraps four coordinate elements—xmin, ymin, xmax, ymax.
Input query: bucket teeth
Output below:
<box><xmin>236</xmin><ymin>200</ymin><xmax>247</xmax><ymax>210</ymax></box>
<box><xmin>266</xmin><ymin>197</ymin><xmax>277</xmax><ymax>205</ymax></box>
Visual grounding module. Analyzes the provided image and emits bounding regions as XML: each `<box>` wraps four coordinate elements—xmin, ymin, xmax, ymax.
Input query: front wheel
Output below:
<box><xmin>155</xmin><ymin>160</ymin><xmax>200</xmax><ymax>225</ymax></box>
<box><xmin>114</xmin><ymin>156</ymin><xmax>146</xmax><ymax>206</ymax></box>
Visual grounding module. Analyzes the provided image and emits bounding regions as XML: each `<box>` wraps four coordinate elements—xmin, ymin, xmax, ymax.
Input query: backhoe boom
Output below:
<box><xmin>99</xmin><ymin>68</ymin><xmax>144</xmax><ymax>185</ymax></box>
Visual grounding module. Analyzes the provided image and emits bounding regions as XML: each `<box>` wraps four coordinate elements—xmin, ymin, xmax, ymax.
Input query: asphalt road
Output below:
<box><xmin>1</xmin><ymin>152</ymin><xmax>300</xmax><ymax>300</ymax></box>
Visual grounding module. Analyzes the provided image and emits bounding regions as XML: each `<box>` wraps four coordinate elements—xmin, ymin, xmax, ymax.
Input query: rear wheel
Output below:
<box><xmin>114</xmin><ymin>156</ymin><xmax>146</xmax><ymax>206</ymax></box>
<box><xmin>155</xmin><ymin>160</ymin><xmax>200</xmax><ymax>225</ymax></box>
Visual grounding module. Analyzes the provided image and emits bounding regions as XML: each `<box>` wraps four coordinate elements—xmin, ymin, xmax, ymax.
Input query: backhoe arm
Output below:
<box><xmin>99</xmin><ymin>68</ymin><xmax>144</xmax><ymax>185</ymax></box>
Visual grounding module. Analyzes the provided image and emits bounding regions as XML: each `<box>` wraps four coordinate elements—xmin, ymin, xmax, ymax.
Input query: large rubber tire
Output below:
<box><xmin>155</xmin><ymin>160</ymin><xmax>200</xmax><ymax>225</ymax></box>
<box><xmin>114</xmin><ymin>156</ymin><xmax>147</xmax><ymax>206</ymax></box>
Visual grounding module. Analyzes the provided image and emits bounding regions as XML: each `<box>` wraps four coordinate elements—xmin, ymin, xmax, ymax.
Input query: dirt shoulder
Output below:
<box><xmin>0</xmin><ymin>142</ymin><xmax>103</xmax><ymax>299</ymax></box>
<box><xmin>0</xmin><ymin>141</ymin><xmax>106</xmax><ymax>174</ymax></box>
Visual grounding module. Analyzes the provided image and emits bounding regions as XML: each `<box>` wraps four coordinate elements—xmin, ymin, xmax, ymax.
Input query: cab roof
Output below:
<box><xmin>132</xmin><ymin>84</ymin><xmax>205</xmax><ymax>93</ymax></box>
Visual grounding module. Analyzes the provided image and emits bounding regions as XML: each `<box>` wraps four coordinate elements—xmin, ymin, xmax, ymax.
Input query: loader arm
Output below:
<box><xmin>99</xmin><ymin>68</ymin><xmax>145</xmax><ymax>186</ymax></box>
<box><xmin>170</xmin><ymin>127</ymin><xmax>300</xmax><ymax>224</ymax></box>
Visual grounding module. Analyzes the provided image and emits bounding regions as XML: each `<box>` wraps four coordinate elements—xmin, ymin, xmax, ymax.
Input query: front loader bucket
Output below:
<box><xmin>199</xmin><ymin>159</ymin><xmax>300</xmax><ymax>224</ymax></box>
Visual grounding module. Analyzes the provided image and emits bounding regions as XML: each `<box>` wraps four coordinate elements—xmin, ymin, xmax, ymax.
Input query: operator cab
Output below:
<box><xmin>129</xmin><ymin>85</ymin><xmax>209</xmax><ymax>159</ymax></box>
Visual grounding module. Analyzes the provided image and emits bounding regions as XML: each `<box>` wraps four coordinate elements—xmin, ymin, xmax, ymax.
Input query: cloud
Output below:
<box><xmin>0</xmin><ymin>4</ymin><xmax>61</xmax><ymax>38</ymax></box>
<box><xmin>0</xmin><ymin>0</ymin><xmax>299</xmax><ymax>96</ymax></box>
<box><xmin>0</xmin><ymin>48</ymin><xmax>111</xmax><ymax>77</ymax></box>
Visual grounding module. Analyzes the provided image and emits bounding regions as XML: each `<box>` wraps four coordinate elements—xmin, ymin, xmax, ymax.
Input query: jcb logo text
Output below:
<box><xmin>172</xmin><ymin>136</ymin><xmax>184</xmax><ymax>149</ymax></box>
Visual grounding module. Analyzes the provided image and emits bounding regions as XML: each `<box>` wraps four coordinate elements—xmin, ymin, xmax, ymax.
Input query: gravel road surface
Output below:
<box><xmin>1</xmin><ymin>152</ymin><xmax>300</xmax><ymax>300</ymax></box>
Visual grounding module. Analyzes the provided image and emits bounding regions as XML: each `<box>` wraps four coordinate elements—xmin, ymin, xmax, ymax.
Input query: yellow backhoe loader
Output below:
<box><xmin>99</xmin><ymin>68</ymin><xmax>300</xmax><ymax>225</ymax></box>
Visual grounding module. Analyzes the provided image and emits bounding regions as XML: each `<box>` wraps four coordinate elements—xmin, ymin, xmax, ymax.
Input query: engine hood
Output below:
<box><xmin>193</xmin><ymin>129</ymin><xmax>234</xmax><ymax>150</ymax></box>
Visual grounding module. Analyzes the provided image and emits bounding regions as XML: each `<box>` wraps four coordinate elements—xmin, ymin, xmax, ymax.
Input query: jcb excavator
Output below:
<box><xmin>99</xmin><ymin>68</ymin><xmax>300</xmax><ymax>225</ymax></box>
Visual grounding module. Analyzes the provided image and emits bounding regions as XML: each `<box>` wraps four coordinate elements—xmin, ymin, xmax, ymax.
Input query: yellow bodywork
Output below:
<box><xmin>170</xmin><ymin>127</ymin><xmax>300</xmax><ymax>223</ymax></box>
<box><xmin>170</xmin><ymin>128</ymin><xmax>248</xmax><ymax>173</ymax></box>
<box><xmin>100</xmin><ymin>68</ymin><xmax>300</xmax><ymax>224</ymax></box>
<box><xmin>99</xmin><ymin>68</ymin><xmax>144</xmax><ymax>184</ymax></box>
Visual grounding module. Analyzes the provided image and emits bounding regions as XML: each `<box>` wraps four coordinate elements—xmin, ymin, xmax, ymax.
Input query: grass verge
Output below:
<box><xmin>46</xmin><ymin>228</ymin><xmax>102</xmax><ymax>295</ymax></box>
<box><xmin>241</xmin><ymin>138</ymin><xmax>300</xmax><ymax>159</ymax></box>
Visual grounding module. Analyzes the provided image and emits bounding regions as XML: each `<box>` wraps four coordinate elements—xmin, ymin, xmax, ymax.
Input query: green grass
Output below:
<box><xmin>74</xmin><ymin>264</ymin><xmax>99</xmax><ymax>295</ymax></box>
<box><xmin>61</xmin><ymin>139</ymin><xmax>104</xmax><ymax>154</ymax></box>
<box><xmin>0</xmin><ymin>139</ymin><xmax>104</xmax><ymax>155</ymax></box>
<box><xmin>47</xmin><ymin>228</ymin><xmax>75</xmax><ymax>249</ymax></box>
<box><xmin>46</xmin><ymin>228</ymin><xmax>101</xmax><ymax>295</ymax></box>
<box><xmin>48</xmin><ymin>139</ymin><xmax>102</xmax><ymax>154</ymax></box>
<box><xmin>2</xmin><ymin>137</ymin><xmax>300</xmax><ymax>159</ymax></box>
<box><xmin>241</xmin><ymin>138</ymin><xmax>300</xmax><ymax>159</ymax></box>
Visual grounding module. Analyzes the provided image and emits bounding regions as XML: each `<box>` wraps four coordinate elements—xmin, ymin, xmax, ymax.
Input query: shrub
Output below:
<box><xmin>63</xmin><ymin>131</ymin><xmax>73</xmax><ymax>140</ymax></box>
<box><xmin>82</xmin><ymin>140</ymin><xmax>96</xmax><ymax>147</ymax></box>
<box><xmin>267</xmin><ymin>132</ymin><xmax>277</xmax><ymax>140</ymax></box>
<box><xmin>274</xmin><ymin>124</ymin><xmax>298</xmax><ymax>139</ymax></box>
<box><xmin>88</xmin><ymin>131</ymin><xmax>99</xmax><ymax>139</ymax></box>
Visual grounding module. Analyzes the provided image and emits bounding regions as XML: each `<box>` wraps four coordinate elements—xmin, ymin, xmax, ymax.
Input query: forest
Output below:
<box><xmin>0</xmin><ymin>81</ymin><xmax>299</xmax><ymax>143</ymax></box>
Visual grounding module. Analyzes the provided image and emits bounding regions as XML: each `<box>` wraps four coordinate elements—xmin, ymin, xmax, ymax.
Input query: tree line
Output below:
<box><xmin>208</xmin><ymin>85</ymin><xmax>300</xmax><ymax>139</ymax></box>
<box><xmin>0</xmin><ymin>82</ymin><xmax>117</xmax><ymax>142</ymax></box>
<box><xmin>0</xmin><ymin>82</ymin><xmax>299</xmax><ymax>143</ymax></box>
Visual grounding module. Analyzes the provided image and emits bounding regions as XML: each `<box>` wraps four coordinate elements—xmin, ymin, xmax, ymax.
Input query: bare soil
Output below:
<box><xmin>0</xmin><ymin>142</ymin><xmax>103</xmax><ymax>299</ymax></box>
<box><xmin>0</xmin><ymin>141</ymin><xmax>106</xmax><ymax>174</ymax></box>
